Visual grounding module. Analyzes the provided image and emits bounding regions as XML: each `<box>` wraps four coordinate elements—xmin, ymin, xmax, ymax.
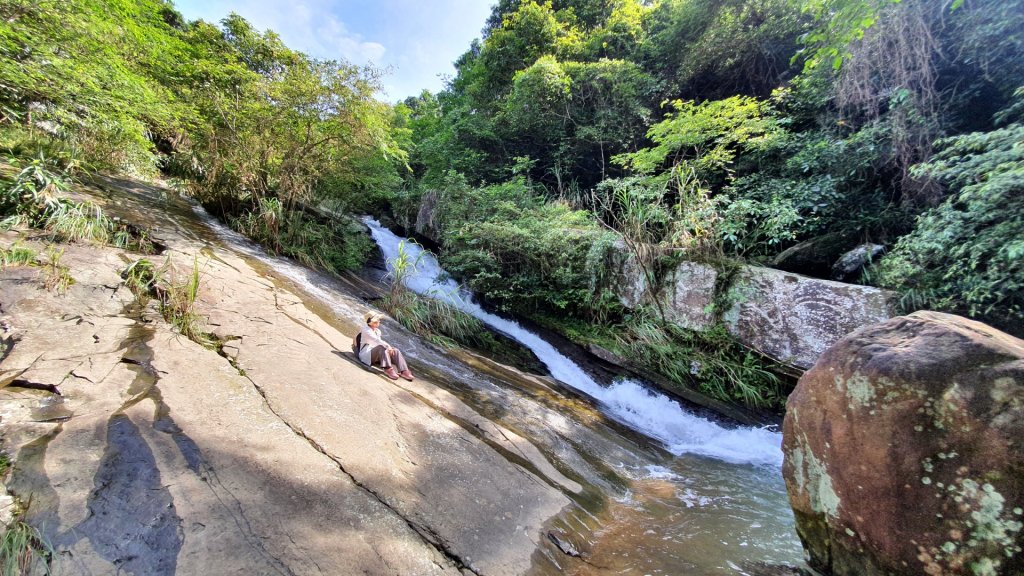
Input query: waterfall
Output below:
<box><xmin>365</xmin><ymin>218</ymin><xmax>783</xmax><ymax>467</ymax></box>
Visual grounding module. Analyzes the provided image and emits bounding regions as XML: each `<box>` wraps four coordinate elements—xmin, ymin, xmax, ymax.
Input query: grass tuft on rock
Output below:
<box><xmin>0</xmin><ymin>513</ymin><xmax>52</xmax><ymax>575</ymax></box>
<box><xmin>0</xmin><ymin>242</ymin><xmax>36</xmax><ymax>268</ymax></box>
<box><xmin>121</xmin><ymin>256</ymin><xmax>216</xmax><ymax>347</ymax></box>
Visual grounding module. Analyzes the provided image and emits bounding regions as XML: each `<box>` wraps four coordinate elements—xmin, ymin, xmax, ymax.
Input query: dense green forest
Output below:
<box><xmin>2</xmin><ymin>0</ymin><xmax>1022</xmax><ymax>409</ymax></box>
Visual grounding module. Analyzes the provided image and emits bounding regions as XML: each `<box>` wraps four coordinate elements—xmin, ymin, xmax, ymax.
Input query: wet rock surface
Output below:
<box><xmin>783</xmin><ymin>311</ymin><xmax>1024</xmax><ymax>575</ymax></box>
<box><xmin>0</xmin><ymin>179</ymin><xmax>573</xmax><ymax>575</ymax></box>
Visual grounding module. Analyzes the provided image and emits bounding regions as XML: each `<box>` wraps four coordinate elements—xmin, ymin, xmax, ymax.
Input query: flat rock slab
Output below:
<box><xmin>0</xmin><ymin>184</ymin><xmax>571</xmax><ymax>575</ymax></box>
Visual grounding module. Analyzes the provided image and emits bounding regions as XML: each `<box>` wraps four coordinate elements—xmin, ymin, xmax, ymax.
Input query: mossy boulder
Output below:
<box><xmin>783</xmin><ymin>311</ymin><xmax>1024</xmax><ymax>575</ymax></box>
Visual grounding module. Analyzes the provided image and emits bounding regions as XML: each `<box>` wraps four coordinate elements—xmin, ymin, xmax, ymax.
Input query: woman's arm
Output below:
<box><xmin>360</xmin><ymin>326</ymin><xmax>389</xmax><ymax>349</ymax></box>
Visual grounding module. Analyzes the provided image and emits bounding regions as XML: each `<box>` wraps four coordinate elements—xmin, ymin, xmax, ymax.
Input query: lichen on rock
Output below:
<box><xmin>782</xmin><ymin>311</ymin><xmax>1024</xmax><ymax>575</ymax></box>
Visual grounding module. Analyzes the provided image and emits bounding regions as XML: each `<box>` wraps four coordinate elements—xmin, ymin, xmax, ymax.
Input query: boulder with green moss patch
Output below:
<box><xmin>783</xmin><ymin>311</ymin><xmax>1024</xmax><ymax>575</ymax></box>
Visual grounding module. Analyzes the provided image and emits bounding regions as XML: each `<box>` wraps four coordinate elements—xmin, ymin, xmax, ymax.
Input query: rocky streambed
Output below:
<box><xmin>0</xmin><ymin>175</ymin><xmax>805</xmax><ymax>575</ymax></box>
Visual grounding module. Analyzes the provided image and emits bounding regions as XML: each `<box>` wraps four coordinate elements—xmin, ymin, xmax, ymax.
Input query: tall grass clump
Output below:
<box><xmin>380</xmin><ymin>240</ymin><xmax>512</xmax><ymax>355</ymax></box>
<box><xmin>380</xmin><ymin>240</ymin><xmax>479</xmax><ymax>347</ymax></box>
<box><xmin>0</xmin><ymin>516</ymin><xmax>52</xmax><ymax>575</ymax></box>
<box><xmin>158</xmin><ymin>257</ymin><xmax>212</xmax><ymax>346</ymax></box>
<box><xmin>1</xmin><ymin>155</ymin><xmax>154</xmax><ymax>251</ymax></box>
<box><xmin>614</xmin><ymin>309</ymin><xmax>787</xmax><ymax>410</ymax></box>
<box><xmin>228</xmin><ymin>201</ymin><xmax>372</xmax><ymax>275</ymax></box>
<box><xmin>121</xmin><ymin>257</ymin><xmax>214</xmax><ymax>347</ymax></box>
<box><xmin>0</xmin><ymin>154</ymin><xmax>70</xmax><ymax>229</ymax></box>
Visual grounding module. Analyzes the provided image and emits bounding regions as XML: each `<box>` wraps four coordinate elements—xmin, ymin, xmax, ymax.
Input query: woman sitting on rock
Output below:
<box><xmin>356</xmin><ymin>312</ymin><xmax>414</xmax><ymax>381</ymax></box>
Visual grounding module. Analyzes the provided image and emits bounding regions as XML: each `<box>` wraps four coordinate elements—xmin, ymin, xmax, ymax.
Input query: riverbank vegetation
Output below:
<box><xmin>0</xmin><ymin>0</ymin><xmax>402</xmax><ymax>276</ymax></box>
<box><xmin>1</xmin><ymin>0</ymin><xmax>1021</xmax><ymax>410</ymax></box>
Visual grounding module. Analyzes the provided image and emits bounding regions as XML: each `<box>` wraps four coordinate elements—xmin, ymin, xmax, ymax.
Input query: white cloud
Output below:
<box><xmin>173</xmin><ymin>0</ymin><xmax>494</xmax><ymax>100</ymax></box>
<box><xmin>310</xmin><ymin>15</ymin><xmax>387</xmax><ymax>64</ymax></box>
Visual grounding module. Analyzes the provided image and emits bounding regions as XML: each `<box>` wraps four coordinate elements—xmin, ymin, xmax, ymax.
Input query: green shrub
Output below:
<box><xmin>537</xmin><ymin>308</ymin><xmax>789</xmax><ymax>410</ymax></box>
<box><xmin>229</xmin><ymin>204</ymin><xmax>373</xmax><ymax>275</ymax></box>
<box><xmin>875</xmin><ymin>111</ymin><xmax>1024</xmax><ymax>335</ymax></box>
<box><xmin>436</xmin><ymin>175</ymin><xmax>620</xmax><ymax>319</ymax></box>
<box><xmin>613</xmin><ymin>311</ymin><xmax>787</xmax><ymax>409</ymax></box>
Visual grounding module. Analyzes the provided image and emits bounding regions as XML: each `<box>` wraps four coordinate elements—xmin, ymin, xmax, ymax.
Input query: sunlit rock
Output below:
<box><xmin>723</xmin><ymin>266</ymin><xmax>895</xmax><ymax>369</ymax></box>
<box><xmin>783</xmin><ymin>311</ymin><xmax>1024</xmax><ymax>575</ymax></box>
<box><xmin>658</xmin><ymin>261</ymin><xmax>717</xmax><ymax>331</ymax></box>
<box><xmin>830</xmin><ymin>243</ymin><xmax>885</xmax><ymax>282</ymax></box>
<box><xmin>0</xmin><ymin>184</ymin><xmax>571</xmax><ymax>576</ymax></box>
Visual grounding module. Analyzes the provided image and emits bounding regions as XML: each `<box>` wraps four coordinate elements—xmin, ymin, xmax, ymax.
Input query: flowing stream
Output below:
<box><xmin>365</xmin><ymin>219</ymin><xmax>783</xmax><ymax>467</ymax></box>
<box><xmin>363</xmin><ymin>218</ymin><xmax>805</xmax><ymax>574</ymax></box>
<box><xmin>192</xmin><ymin>204</ymin><xmax>806</xmax><ymax>574</ymax></box>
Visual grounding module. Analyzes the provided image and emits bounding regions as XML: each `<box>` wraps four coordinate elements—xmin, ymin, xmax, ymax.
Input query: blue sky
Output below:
<box><xmin>172</xmin><ymin>0</ymin><xmax>495</xmax><ymax>102</ymax></box>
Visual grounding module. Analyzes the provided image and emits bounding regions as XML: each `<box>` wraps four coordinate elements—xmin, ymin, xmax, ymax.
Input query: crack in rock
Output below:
<box><xmin>240</xmin><ymin>373</ymin><xmax>479</xmax><ymax>575</ymax></box>
<box><xmin>152</xmin><ymin>412</ymin><xmax>296</xmax><ymax>576</ymax></box>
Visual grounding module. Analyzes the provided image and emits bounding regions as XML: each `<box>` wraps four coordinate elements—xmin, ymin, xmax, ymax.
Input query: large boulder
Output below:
<box><xmin>783</xmin><ymin>311</ymin><xmax>1024</xmax><ymax>575</ymax></box>
<box><xmin>608</xmin><ymin>240</ymin><xmax>651</xmax><ymax>309</ymax></box>
<box><xmin>415</xmin><ymin>188</ymin><xmax>442</xmax><ymax>243</ymax></box>
<box><xmin>723</xmin><ymin>266</ymin><xmax>895</xmax><ymax>369</ymax></box>
<box><xmin>657</xmin><ymin>261</ymin><xmax>718</xmax><ymax>331</ymax></box>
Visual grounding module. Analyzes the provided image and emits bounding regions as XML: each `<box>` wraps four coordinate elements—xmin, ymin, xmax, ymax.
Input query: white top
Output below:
<box><xmin>357</xmin><ymin>325</ymin><xmax>389</xmax><ymax>365</ymax></box>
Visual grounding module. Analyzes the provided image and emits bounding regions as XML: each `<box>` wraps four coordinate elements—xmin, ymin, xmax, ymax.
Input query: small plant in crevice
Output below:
<box><xmin>121</xmin><ymin>257</ymin><xmax>160</xmax><ymax>301</ymax></box>
<box><xmin>121</xmin><ymin>256</ymin><xmax>215</xmax><ymax>347</ymax></box>
<box><xmin>41</xmin><ymin>245</ymin><xmax>73</xmax><ymax>295</ymax></box>
<box><xmin>0</xmin><ymin>242</ymin><xmax>36</xmax><ymax>268</ymax></box>
<box><xmin>159</xmin><ymin>257</ymin><xmax>214</xmax><ymax>347</ymax></box>
<box><xmin>0</xmin><ymin>492</ymin><xmax>53</xmax><ymax>576</ymax></box>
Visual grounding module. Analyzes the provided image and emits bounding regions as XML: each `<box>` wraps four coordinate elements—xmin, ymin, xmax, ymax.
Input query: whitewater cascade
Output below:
<box><xmin>365</xmin><ymin>218</ymin><xmax>783</xmax><ymax>466</ymax></box>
